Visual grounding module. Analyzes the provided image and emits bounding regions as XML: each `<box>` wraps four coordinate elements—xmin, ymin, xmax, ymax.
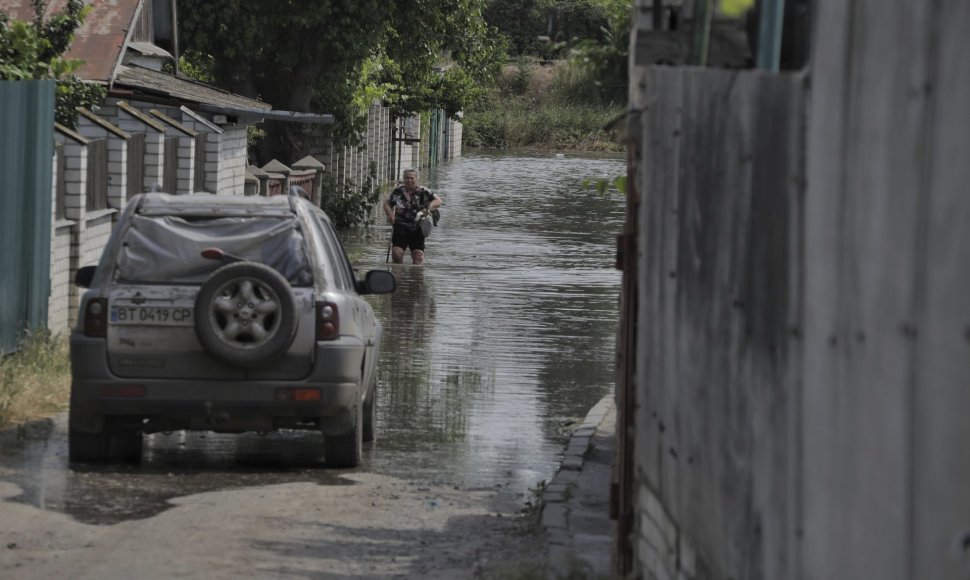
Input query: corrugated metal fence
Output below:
<box><xmin>0</xmin><ymin>81</ymin><xmax>55</xmax><ymax>355</ymax></box>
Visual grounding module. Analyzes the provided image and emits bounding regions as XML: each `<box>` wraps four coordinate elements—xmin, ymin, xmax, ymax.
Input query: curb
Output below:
<box><xmin>540</xmin><ymin>395</ymin><xmax>615</xmax><ymax>555</ymax></box>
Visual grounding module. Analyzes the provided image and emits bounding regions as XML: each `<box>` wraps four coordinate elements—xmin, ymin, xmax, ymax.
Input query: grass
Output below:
<box><xmin>463</xmin><ymin>59</ymin><xmax>625</xmax><ymax>152</ymax></box>
<box><xmin>0</xmin><ymin>331</ymin><xmax>71</xmax><ymax>431</ymax></box>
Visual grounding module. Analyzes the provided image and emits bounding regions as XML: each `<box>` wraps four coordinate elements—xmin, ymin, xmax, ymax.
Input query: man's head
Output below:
<box><xmin>402</xmin><ymin>169</ymin><xmax>418</xmax><ymax>191</ymax></box>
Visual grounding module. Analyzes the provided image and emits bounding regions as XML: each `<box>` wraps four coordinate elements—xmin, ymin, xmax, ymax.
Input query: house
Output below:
<box><xmin>0</xmin><ymin>0</ymin><xmax>333</xmax><ymax>335</ymax></box>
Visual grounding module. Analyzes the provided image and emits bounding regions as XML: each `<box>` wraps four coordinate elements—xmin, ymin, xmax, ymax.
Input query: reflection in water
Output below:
<box><xmin>351</xmin><ymin>151</ymin><xmax>625</xmax><ymax>497</ymax></box>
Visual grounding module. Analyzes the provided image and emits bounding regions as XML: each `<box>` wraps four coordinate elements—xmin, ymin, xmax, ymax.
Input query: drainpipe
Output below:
<box><xmin>689</xmin><ymin>0</ymin><xmax>715</xmax><ymax>65</ymax></box>
<box><xmin>756</xmin><ymin>0</ymin><xmax>786</xmax><ymax>71</ymax></box>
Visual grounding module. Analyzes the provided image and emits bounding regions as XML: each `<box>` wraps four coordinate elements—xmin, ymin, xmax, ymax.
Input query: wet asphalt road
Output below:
<box><xmin>0</xmin><ymin>151</ymin><xmax>624</xmax><ymax>577</ymax></box>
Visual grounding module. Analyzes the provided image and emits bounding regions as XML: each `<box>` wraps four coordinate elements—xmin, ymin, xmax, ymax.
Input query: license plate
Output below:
<box><xmin>110</xmin><ymin>305</ymin><xmax>194</xmax><ymax>326</ymax></box>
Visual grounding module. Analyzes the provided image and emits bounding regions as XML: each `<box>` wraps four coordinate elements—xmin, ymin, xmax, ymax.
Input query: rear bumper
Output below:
<box><xmin>70</xmin><ymin>333</ymin><xmax>365</xmax><ymax>436</ymax></box>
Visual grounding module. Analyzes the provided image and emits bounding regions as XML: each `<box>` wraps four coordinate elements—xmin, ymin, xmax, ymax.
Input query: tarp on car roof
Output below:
<box><xmin>116</xmin><ymin>213</ymin><xmax>313</xmax><ymax>286</ymax></box>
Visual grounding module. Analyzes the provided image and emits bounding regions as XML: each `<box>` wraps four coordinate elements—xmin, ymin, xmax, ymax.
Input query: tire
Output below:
<box><xmin>194</xmin><ymin>262</ymin><xmax>298</xmax><ymax>367</ymax></box>
<box><xmin>325</xmin><ymin>403</ymin><xmax>362</xmax><ymax>468</ymax></box>
<box><xmin>363</xmin><ymin>382</ymin><xmax>377</xmax><ymax>443</ymax></box>
<box><xmin>69</xmin><ymin>427</ymin><xmax>110</xmax><ymax>463</ymax></box>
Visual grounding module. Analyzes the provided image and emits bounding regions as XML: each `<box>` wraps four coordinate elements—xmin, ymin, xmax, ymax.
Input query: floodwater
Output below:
<box><xmin>346</xmin><ymin>150</ymin><xmax>626</xmax><ymax>496</ymax></box>
<box><xmin>0</xmin><ymin>150</ymin><xmax>625</xmax><ymax>524</ymax></box>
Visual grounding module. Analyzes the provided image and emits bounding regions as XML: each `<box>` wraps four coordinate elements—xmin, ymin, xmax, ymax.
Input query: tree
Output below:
<box><xmin>178</xmin><ymin>0</ymin><xmax>505</xmax><ymax>164</ymax></box>
<box><xmin>566</xmin><ymin>0</ymin><xmax>632</xmax><ymax>105</ymax></box>
<box><xmin>0</xmin><ymin>0</ymin><xmax>105</xmax><ymax>127</ymax></box>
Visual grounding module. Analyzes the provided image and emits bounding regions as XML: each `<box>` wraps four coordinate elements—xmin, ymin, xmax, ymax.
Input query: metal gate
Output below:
<box><xmin>163</xmin><ymin>136</ymin><xmax>178</xmax><ymax>193</ymax></box>
<box><xmin>194</xmin><ymin>133</ymin><xmax>208</xmax><ymax>192</ymax></box>
<box><xmin>127</xmin><ymin>132</ymin><xmax>145</xmax><ymax>196</ymax></box>
<box><xmin>0</xmin><ymin>81</ymin><xmax>55</xmax><ymax>354</ymax></box>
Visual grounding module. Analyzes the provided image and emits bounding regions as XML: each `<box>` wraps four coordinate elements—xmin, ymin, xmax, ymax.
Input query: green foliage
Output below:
<box><xmin>565</xmin><ymin>0</ymin><xmax>631</xmax><ymax>105</ymax></box>
<box><xmin>463</xmin><ymin>59</ymin><xmax>622</xmax><ymax>151</ymax></box>
<box><xmin>721</xmin><ymin>0</ymin><xmax>756</xmax><ymax>17</ymax></box>
<box><xmin>463</xmin><ymin>97</ymin><xmax>622</xmax><ymax>151</ymax></box>
<box><xmin>485</xmin><ymin>0</ymin><xmax>610</xmax><ymax>57</ymax></box>
<box><xmin>178</xmin><ymin>0</ymin><xmax>507</xmax><ymax>162</ymax></box>
<box><xmin>0</xmin><ymin>0</ymin><xmax>105</xmax><ymax>128</ymax></box>
<box><xmin>175</xmin><ymin>50</ymin><xmax>215</xmax><ymax>83</ymax></box>
<box><xmin>319</xmin><ymin>162</ymin><xmax>383</xmax><ymax>228</ymax></box>
<box><xmin>582</xmin><ymin>174</ymin><xmax>626</xmax><ymax>195</ymax></box>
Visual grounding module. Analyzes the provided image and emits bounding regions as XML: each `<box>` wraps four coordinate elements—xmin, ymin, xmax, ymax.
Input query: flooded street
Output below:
<box><xmin>0</xmin><ymin>150</ymin><xmax>625</xmax><ymax>578</ymax></box>
<box><xmin>350</xmin><ymin>151</ymin><xmax>625</xmax><ymax>497</ymax></box>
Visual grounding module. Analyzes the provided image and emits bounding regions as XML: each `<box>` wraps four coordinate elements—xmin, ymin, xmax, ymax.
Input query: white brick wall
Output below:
<box><xmin>48</xmin><ymin>224</ymin><xmax>73</xmax><ymax>333</ymax></box>
<box><xmin>448</xmin><ymin>114</ymin><xmax>463</xmax><ymax>159</ymax></box>
<box><xmin>217</xmin><ymin>126</ymin><xmax>248</xmax><ymax>195</ymax></box>
<box><xmin>59</xmin><ymin>142</ymin><xmax>87</xmax><ymax>221</ymax></box>
<box><xmin>635</xmin><ymin>485</ymin><xmax>679</xmax><ymax>580</ymax></box>
<box><xmin>144</xmin><ymin>132</ymin><xmax>164</xmax><ymax>191</ymax></box>
<box><xmin>176</xmin><ymin>136</ymin><xmax>195</xmax><ymax>193</ymax></box>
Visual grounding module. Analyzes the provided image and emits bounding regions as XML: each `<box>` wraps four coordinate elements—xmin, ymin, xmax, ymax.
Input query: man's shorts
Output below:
<box><xmin>391</xmin><ymin>222</ymin><xmax>426</xmax><ymax>251</ymax></box>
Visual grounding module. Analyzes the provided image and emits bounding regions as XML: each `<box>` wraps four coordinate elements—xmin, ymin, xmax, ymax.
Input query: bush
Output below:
<box><xmin>463</xmin><ymin>60</ymin><xmax>623</xmax><ymax>151</ymax></box>
<box><xmin>319</xmin><ymin>162</ymin><xmax>384</xmax><ymax>228</ymax></box>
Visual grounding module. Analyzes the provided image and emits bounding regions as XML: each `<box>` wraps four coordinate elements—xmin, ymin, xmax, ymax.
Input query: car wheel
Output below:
<box><xmin>325</xmin><ymin>403</ymin><xmax>362</xmax><ymax>468</ymax></box>
<box><xmin>363</xmin><ymin>381</ymin><xmax>377</xmax><ymax>443</ymax></box>
<box><xmin>194</xmin><ymin>262</ymin><xmax>298</xmax><ymax>367</ymax></box>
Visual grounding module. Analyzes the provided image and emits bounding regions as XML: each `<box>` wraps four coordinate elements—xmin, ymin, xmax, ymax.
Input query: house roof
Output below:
<box><xmin>1</xmin><ymin>1</ymin><xmax>334</xmax><ymax>125</ymax></box>
<box><xmin>114</xmin><ymin>65</ymin><xmax>271</xmax><ymax>112</ymax></box>
<box><xmin>0</xmin><ymin>0</ymin><xmax>139</xmax><ymax>83</ymax></box>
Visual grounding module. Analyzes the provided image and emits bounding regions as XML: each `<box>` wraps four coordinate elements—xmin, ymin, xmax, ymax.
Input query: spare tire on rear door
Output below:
<box><xmin>194</xmin><ymin>262</ymin><xmax>298</xmax><ymax>367</ymax></box>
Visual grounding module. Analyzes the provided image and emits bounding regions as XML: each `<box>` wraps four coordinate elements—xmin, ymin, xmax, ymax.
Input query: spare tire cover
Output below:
<box><xmin>193</xmin><ymin>262</ymin><xmax>299</xmax><ymax>367</ymax></box>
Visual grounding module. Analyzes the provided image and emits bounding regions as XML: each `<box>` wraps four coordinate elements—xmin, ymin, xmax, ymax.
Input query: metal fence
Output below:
<box><xmin>0</xmin><ymin>81</ymin><xmax>55</xmax><ymax>355</ymax></box>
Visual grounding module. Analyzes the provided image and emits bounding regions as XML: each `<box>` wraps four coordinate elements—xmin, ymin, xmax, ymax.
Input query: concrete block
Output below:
<box><xmin>561</xmin><ymin>456</ymin><xmax>584</xmax><ymax>470</ymax></box>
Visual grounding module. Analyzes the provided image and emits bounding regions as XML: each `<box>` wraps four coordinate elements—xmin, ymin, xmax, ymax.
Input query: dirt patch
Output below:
<box><xmin>0</xmin><ymin>416</ymin><xmax>551</xmax><ymax>579</ymax></box>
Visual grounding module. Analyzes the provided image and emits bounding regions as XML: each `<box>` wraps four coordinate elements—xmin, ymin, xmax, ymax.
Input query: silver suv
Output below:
<box><xmin>70</xmin><ymin>193</ymin><xmax>395</xmax><ymax>467</ymax></box>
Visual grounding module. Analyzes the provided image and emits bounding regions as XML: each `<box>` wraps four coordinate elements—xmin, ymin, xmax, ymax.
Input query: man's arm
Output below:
<box><xmin>427</xmin><ymin>190</ymin><xmax>442</xmax><ymax>211</ymax></box>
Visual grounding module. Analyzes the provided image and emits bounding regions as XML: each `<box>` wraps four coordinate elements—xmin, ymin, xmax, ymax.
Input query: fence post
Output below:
<box><xmin>261</xmin><ymin>159</ymin><xmax>291</xmax><ymax>193</ymax></box>
<box><xmin>293</xmin><ymin>156</ymin><xmax>327</xmax><ymax>205</ymax></box>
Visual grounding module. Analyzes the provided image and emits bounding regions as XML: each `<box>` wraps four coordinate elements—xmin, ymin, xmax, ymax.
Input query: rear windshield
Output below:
<box><xmin>115</xmin><ymin>214</ymin><xmax>313</xmax><ymax>285</ymax></box>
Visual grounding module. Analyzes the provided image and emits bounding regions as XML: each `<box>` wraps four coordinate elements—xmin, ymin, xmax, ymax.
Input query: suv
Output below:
<box><xmin>69</xmin><ymin>192</ymin><xmax>395</xmax><ymax>467</ymax></box>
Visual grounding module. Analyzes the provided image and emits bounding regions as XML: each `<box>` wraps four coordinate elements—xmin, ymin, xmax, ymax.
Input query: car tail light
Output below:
<box><xmin>316</xmin><ymin>302</ymin><xmax>339</xmax><ymax>340</ymax></box>
<box><xmin>97</xmin><ymin>385</ymin><xmax>146</xmax><ymax>398</ymax></box>
<box><xmin>274</xmin><ymin>388</ymin><xmax>321</xmax><ymax>401</ymax></box>
<box><xmin>84</xmin><ymin>298</ymin><xmax>107</xmax><ymax>337</ymax></box>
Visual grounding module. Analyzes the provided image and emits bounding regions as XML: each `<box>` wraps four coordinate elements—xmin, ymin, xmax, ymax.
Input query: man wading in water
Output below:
<box><xmin>383</xmin><ymin>168</ymin><xmax>442</xmax><ymax>265</ymax></box>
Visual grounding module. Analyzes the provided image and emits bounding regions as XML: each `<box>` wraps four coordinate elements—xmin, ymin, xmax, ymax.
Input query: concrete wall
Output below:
<box><xmin>627</xmin><ymin>1</ymin><xmax>970</xmax><ymax>579</ymax></box>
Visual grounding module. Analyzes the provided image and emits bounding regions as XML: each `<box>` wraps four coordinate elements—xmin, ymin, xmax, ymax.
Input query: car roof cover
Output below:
<box><xmin>116</xmin><ymin>202</ymin><xmax>313</xmax><ymax>285</ymax></box>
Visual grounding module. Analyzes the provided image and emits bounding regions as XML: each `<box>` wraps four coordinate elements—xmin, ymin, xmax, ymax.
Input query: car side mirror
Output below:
<box><xmin>357</xmin><ymin>270</ymin><xmax>396</xmax><ymax>295</ymax></box>
<box><xmin>75</xmin><ymin>265</ymin><xmax>96</xmax><ymax>288</ymax></box>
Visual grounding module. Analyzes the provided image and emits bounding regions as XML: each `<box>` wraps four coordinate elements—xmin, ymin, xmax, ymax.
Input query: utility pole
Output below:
<box><xmin>756</xmin><ymin>0</ymin><xmax>786</xmax><ymax>70</ymax></box>
<box><xmin>690</xmin><ymin>0</ymin><xmax>715</xmax><ymax>65</ymax></box>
